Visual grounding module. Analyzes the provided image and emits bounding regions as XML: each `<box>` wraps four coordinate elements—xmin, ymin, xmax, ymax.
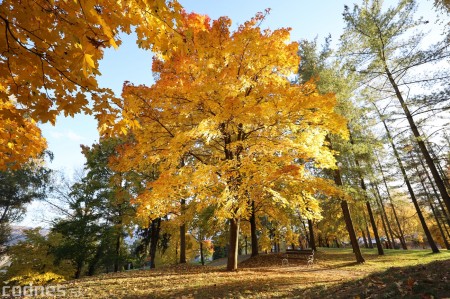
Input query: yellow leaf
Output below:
<box><xmin>84</xmin><ymin>54</ymin><xmax>95</xmax><ymax>69</ymax></box>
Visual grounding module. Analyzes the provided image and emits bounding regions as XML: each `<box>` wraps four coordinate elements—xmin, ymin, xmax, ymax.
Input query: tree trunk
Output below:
<box><xmin>366</xmin><ymin>201</ymin><xmax>384</xmax><ymax>255</ymax></box>
<box><xmin>200</xmin><ymin>240</ymin><xmax>205</xmax><ymax>265</ymax></box>
<box><xmin>302</xmin><ymin>220</ymin><xmax>310</xmax><ymax>247</ymax></box>
<box><xmin>374</xmin><ymin>105</ymin><xmax>439</xmax><ymax>253</ymax></box>
<box><xmin>75</xmin><ymin>260</ymin><xmax>84</xmax><ymax>279</ymax></box>
<box><xmin>150</xmin><ymin>218</ymin><xmax>161</xmax><ymax>269</ymax></box>
<box><xmin>416</xmin><ymin>147</ymin><xmax>450</xmax><ymax>229</ymax></box>
<box><xmin>308</xmin><ymin>219</ymin><xmax>316</xmax><ymax>251</ymax></box>
<box><xmin>349</xmin><ymin>144</ymin><xmax>383</xmax><ymax>255</ymax></box>
<box><xmin>341</xmin><ymin>200</ymin><xmax>365</xmax><ymax>263</ymax></box>
<box><xmin>361</xmin><ymin>228</ymin><xmax>369</xmax><ymax>248</ymax></box>
<box><xmin>429</xmin><ymin>144</ymin><xmax>450</xmax><ymax>190</ymax></box>
<box><xmin>383</xmin><ymin>64</ymin><xmax>450</xmax><ymax>216</ymax></box>
<box><xmin>372</xmin><ymin>184</ymin><xmax>395</xmax><ymax>249</ymax></box>
<box><xmin>250</xmin><ymin>200</ymin><xmax>258</xmax><ymax>257</ymax></box>
<box><xmin>375</xmin><ymin>154</ymin><xmax>408</xmax><ymax>249</ymax></box>
<box><xmin>227</xmin><ymin>218</ymin><xmax>240</xmax><ymax>271</ymax></box>
<box><xmin>114</xmin><ymin>230</ymin><xmax>122</xmax><ymax>272</ymax></box>
<box><xmin>328</xmin><ymin>136</ymin><xmax>364</xmax><ymax>263</ymax></box>
<box><xmin>410</xmin><ymin>152</ymin><xmax>450</xmax><ymax>250</ymax></box>
<box><xmin>180</xmin><ymin>199</ymin><xmax>186</xmax><ymax>264</ymax></box>
<box><xmin>363</xmin><ymin>211</ymin><xmax>374</xmax><ymax>249</ymax></box>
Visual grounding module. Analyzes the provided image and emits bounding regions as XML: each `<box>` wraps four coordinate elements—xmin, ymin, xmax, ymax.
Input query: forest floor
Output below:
<box><xmin>57</xmin><ymin>248</ymin><xmax>450</xmax><ymax>298</ymax></box>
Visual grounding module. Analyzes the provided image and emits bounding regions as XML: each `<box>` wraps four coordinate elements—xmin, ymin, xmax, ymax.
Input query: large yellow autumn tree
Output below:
<box><xmin>107</xmin><ymin>12</ymin><xmax>348</xmax><ymax>271</ymax></box>
<box><xmin>0</xmin><ymin>0</ymin><xmax>183</xmax><ymax>169</ymax></box>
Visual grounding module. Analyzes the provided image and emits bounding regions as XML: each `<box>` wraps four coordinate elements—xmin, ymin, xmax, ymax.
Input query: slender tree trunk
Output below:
<box><xmin>150</xmin><ymin>218</ymin><xmax>161</xmax><ymax>269</ymax></box>
<box><xmin>429</xmin><ymin>144</ymin><xmax>450</xmax><ymax>190</ymax></box>
<box><xmin>372</xmin><ymin>184</ymin><xmax>399</xmax><ymax>249</ymax></box>
<box><xmin>376</xmin><ymin>196</ymin><xmax>393</xmax><ymax>249</ymax></box>
<box><xmin>372</xmin><ymin>183</ymin><xmax>395</xmax><ymax>249</ymax></box>
<box><xmin>374</xmin><ymin>105</ymin><xmax>439</xmax><ymax>253</ymax></box>
<box><xmin>341</xmin><ymin>200</ymin><xmax>365</xmax><ymax>263</ymax></box>
<box><xmin>350</xmin><ymin>143</ymin><xmax>384</xmax><ymax>254</ymax></box>
<box><xmin>410</xmin><ymin>152</ymin><xmax>450</xmax><ymax>250</ymax></box>
<box><xmin>366</xmin><ymin>201</ymin><xmax>384</xmax><ymax>255</ymax></box>
<box><xmin>375</xmin><ymin>154</ymin><xmax>408</xmax><ymax>249</ymax></box>
<box><xmin>114</xmin><ymin>230</ymin><xmax>122</xmax><ymax>272</ymax></box>
<box><xmin>328</xmin><ymin>139</ymin><xmax>364</xmax><ymax>263</ymax></box>
<box><xmin>180</xmin><ymin>199</ymin><xmax>186</xmax><ymax>264</ymax></box>
<box><xmin>75</xmin><ymin>261</ymin><xmax>84</xmax><ymax>279</ymax></box>
<box><xmin>416</xmin><ymin>148</ymin><xmax>450</xmax><ymax>229</ymax></box>
<box><xmin>200</xmin><ymin>239</ymin><xmax>205</xmax><ymax>265</ymax></box>
<box><xmin>382</xmin><ymin>64</ymin><xmax>450</xmax><ymax>216</ymax></box>
<box><xmin>250</xmin><ymin>200</ymin><xmax>258</xmax><ymax>257</ymax></box>
<box><xmin>227</xmin><ymin>218</ymin><xmax>240</xmax><ymax>271</ymax></box>
<box><xmin>244</xmin><ymin>235</ymin><xmax>248</xmax><ymax>255</ymax></box>
<box><xmin>308</xmin><ymin>219</ymin><xmax>317</xmax><ymax>251</ymax></box>
<box><xmin>335</xmin><ymin>238</ymin><xmax>340</xmax><ymax>248</ymax></box>
<box><xmin>363</xmin><ymin>210</ymin><xmax>374</xmax><ymax>249</ymax></box>
<box><xmin>301</xmin><ymin>220</ymin><xmax>310</xmax><ymax>247</ymax></box>
<box><xmin>361</xmin><ymin>228</ymin><xmax>369</xmax><ymax>248</ymax></box>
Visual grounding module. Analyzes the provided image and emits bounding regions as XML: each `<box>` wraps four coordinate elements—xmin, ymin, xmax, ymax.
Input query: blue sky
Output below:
<box><xmin>26</xmin><ymin>0</ymin><xmax>440</xmax><ymax>226</ymax></box>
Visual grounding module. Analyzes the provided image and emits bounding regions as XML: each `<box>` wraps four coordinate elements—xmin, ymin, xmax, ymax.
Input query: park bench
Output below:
<box><xmin>281</xmin><ymin>249</ymin><xmax>315</xmax><ymax>266</ymax></box>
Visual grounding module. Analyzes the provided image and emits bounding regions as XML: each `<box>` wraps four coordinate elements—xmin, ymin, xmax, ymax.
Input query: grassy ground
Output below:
<box><xmin>56</xmin><ymin>248</ymin><xmax>450</xmax><ymax>298</ymax></box>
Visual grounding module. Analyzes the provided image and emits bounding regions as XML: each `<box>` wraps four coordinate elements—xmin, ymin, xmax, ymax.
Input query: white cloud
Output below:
<box><xmin>66</xmin><ymin>131</ymin><xmax>84</xmax><ymax>142</ymax></box>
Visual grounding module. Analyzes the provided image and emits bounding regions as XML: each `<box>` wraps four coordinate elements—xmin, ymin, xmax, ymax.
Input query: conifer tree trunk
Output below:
<box><xmin>328</xmin><ymin>137</ymin><xmax>364</xmax><ymax>263</ymax></box>
<box><xmin>372</xmin><ymin>183</ymin><xmax>396</xmax><ymax>249</ymax></box>
<box><xmin>227</xmin><ymin>218</ymin><xmax>240</xmax><ymax>271</ymax></box>
<box><xmin>350</xmin><ymin>141</ymin><xmax>384</xmax><ymax>254</ymax></box>
<box><xmin>366</xmin><ymin>201</ymin><xmax>384</xmax><ymax>255</ymax></box>
<box><xmin>361</xmin><ymin>228</ymin><xmax>369</xmax><ymax>248</ymax></box>
<box><xmin>410</xmin><ymin>152</ymin><xmax>450</xmax><ymax>250</ymax></box>
<box><xmin>416</xmin><ymin>148</ymin><xmax>450</xmax><ymax>229</ymax></box>
<box><xmin>382</xmin><ymin>63</ymin><xmax>450</xmax><ymax>216</ymax></box>
<box><xmin>375</xmin><ymin>154</ymin><xmax>408</xmax><ymax>249</ymax></box>
<box><xmin>428</xmin><ymin>144</ymin><xmax>450</xmax><ymax>190</ymax></box>
<box><xmin>375</xmin><ymin>106</ymin><xmax>439</xmax><ymax>253</ymax></box>
<box><xmin>363</xmin><ymin>211</ymin><xmax>374</xmax><ymax>249</ymax></box>
<box><xmin>250</xmin><ymin>200</ymin><xmax>258</xmax><ymax>257</ymax></box>
<box><xmin>308</xmin><ymin>219</ymin><xmax>316</xmax><ymax>251</ymax></box>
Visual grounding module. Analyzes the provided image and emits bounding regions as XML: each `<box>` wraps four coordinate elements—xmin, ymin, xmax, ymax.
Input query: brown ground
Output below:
<box><xmin>55</xmin><ymin>248</ymin><xmax>450</xmax><ymax>298</ymax></box>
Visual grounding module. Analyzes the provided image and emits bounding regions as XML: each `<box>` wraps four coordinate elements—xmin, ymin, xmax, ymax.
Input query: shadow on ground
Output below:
<box><xmin>120</xmin><ymin>259</ymin><xmax>450</xmax><ymax>299</ymax></box>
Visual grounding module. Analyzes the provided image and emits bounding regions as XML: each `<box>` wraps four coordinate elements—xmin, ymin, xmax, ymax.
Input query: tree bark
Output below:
<box><xmin>410</xmin><ymin>152</ymin><xmax>450</xmax><ymax>250</ymax></box>
<box><xmin>200</xmin><ymin>239</ymin><xmax>205</xmax><ymax>265</ymax></box>
<box><xmin>308</xmin><ymin>219</ymin><xmax>317</xmax><ymax>251</ymax></box>
<box><xmin>328</xmin><ymin>136</ymin><xmax>364</xmax><ymax>263</ymax></box>
<box><xmin>416</xmin><ymin>147</ymin><xmax>450</xmax><ymax>229</ymax></box>
<box><xmin>374</xmin><ymin>105</ymin><xmax>439</xmax><ymax>253</ymax></box>
<box><xmin>363</xmin><ymin>211</ymin><xmax>374</xmax><ymax>249</ymax></box>
<box><xmin>341</xmin><ymin>200</ymin><xmax>365</xmax><ymax>263</ymax></box>
<box><xmin>114</xmin><ymin>230</ymin><xmax>122</xmax><ymax>272</ymax></box>
<box><xmin>150</xmin><ymin>218</ymin><xmax>161</xmax><ymax>269</ymax></box>
<box><xmin>361</xmin><ymin>228</ymin><xmax>369</xmax><ymax>248</ymax></box>
<box><xmin>375</xmin><ymin>153</ymin><xmax>408</xmax><ymax>249</ymax></box>
<box><xmin>366</xmin><ymin>201</ymin><xmax>384</xmax><ymax>255</ymax></box>
<box><xmin>180</xmin><ymin>199</ymin><xmax>186</xmax><ymax>264</ymax></box>
<box><xmin>250</xmin><ymin>200</ymin><xmax>258</xmax><ymax>257</ymax></box>
<box><xmin>372</xmin><ymin>183</ymin><xmax>395</xmax><ymax>249</ymax></box>
<box><xmin>227</xmin><ymin>218</ymin><xmax>240</xmax><ymax>271</ymax></box>
<box><xmin>382</xmin><ymin>63</ymin><xmax>450</xmax><ymax>216</ymax></box>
